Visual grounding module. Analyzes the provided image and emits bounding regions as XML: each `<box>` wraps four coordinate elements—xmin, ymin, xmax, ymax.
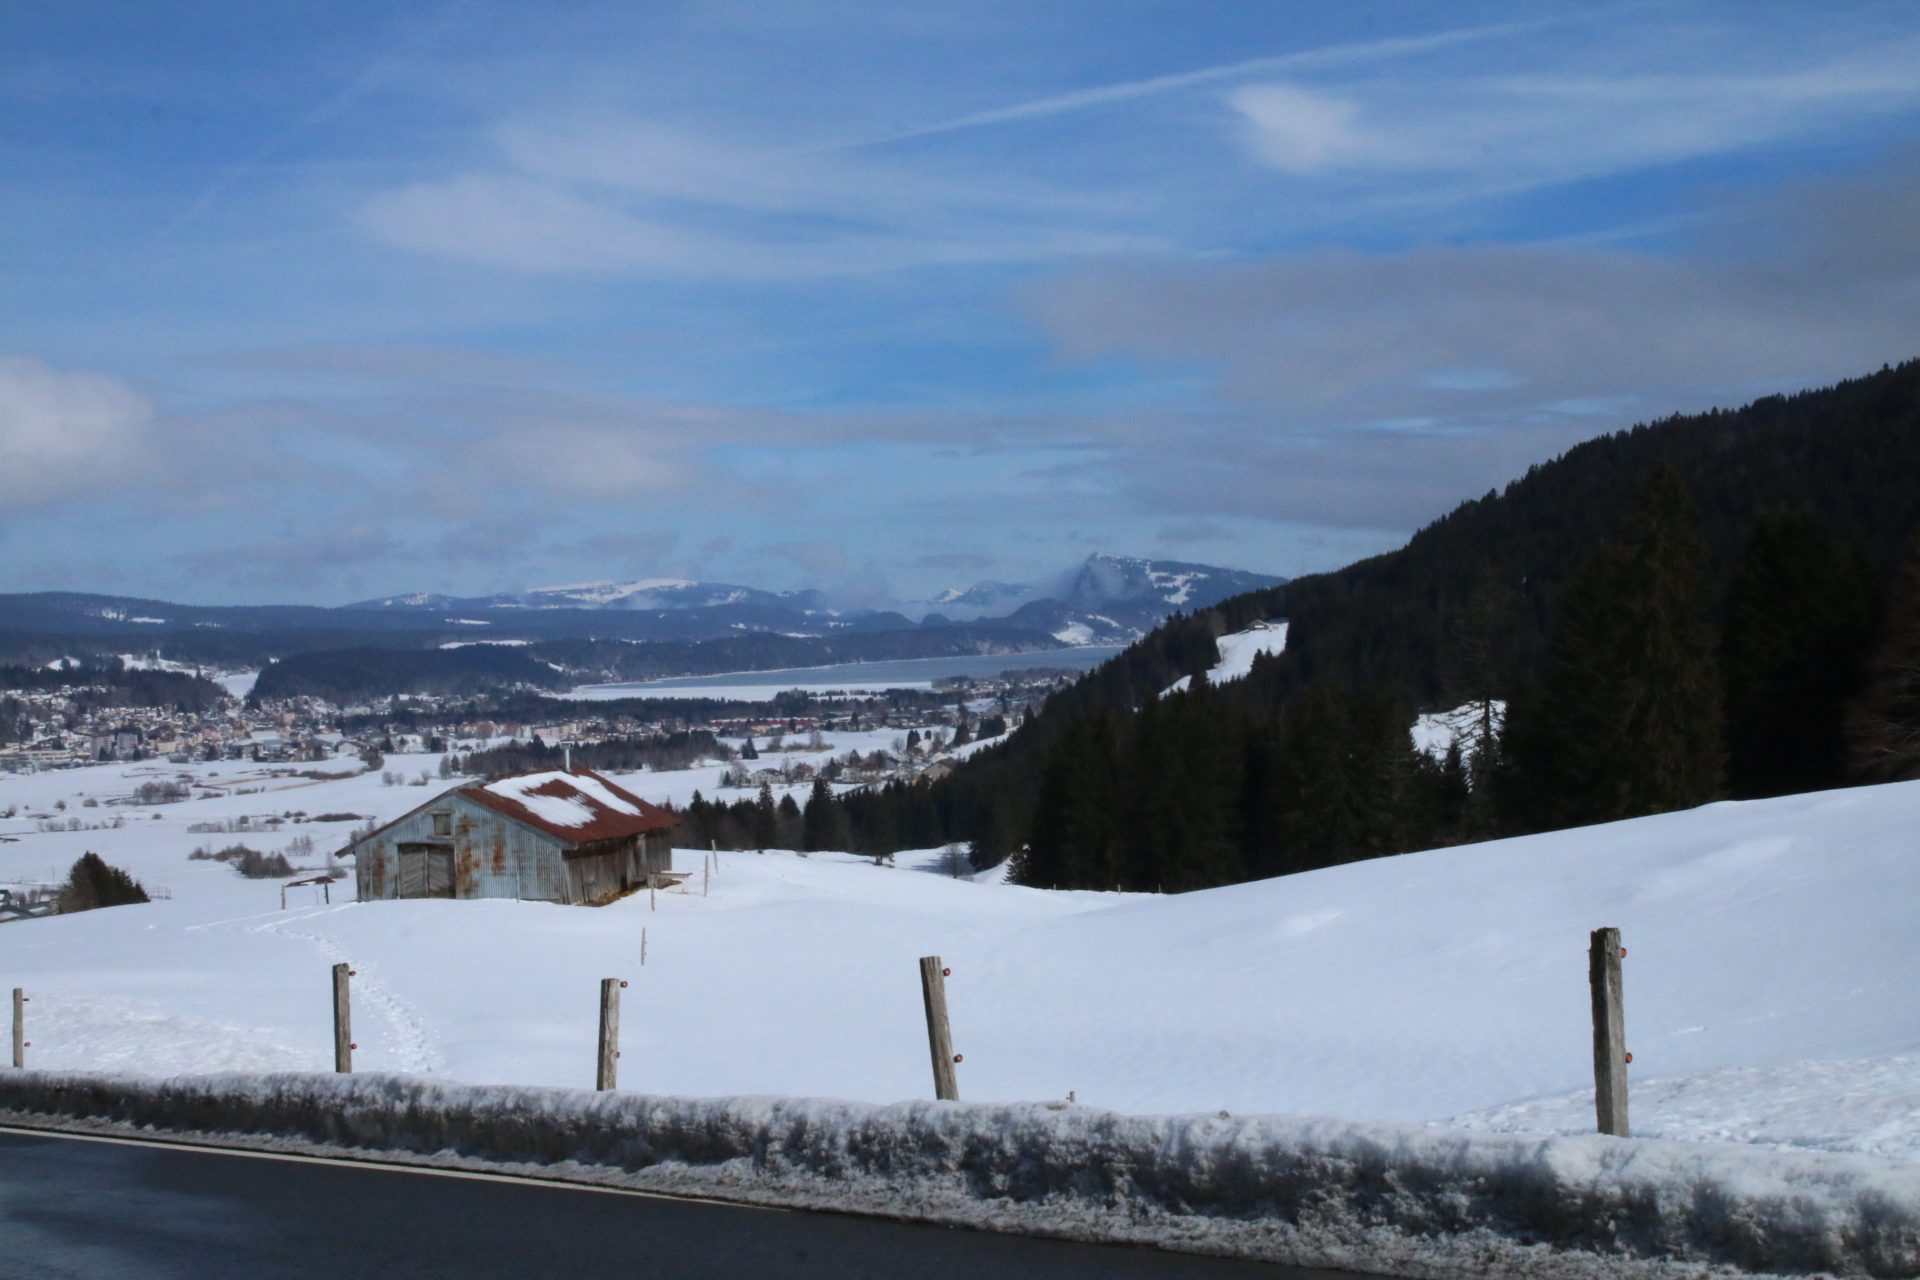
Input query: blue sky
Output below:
<box><xmin>4</xmin><ymin>1</ymin><xmax>1919</xmax><ymax>606</ymax></box>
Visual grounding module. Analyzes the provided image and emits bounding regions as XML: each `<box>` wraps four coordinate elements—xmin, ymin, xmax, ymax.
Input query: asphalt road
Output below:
<box><xmin>0</xmin><ymin>1128</ymin><xmax>1363</xmax><ymax>1279</ymax></box>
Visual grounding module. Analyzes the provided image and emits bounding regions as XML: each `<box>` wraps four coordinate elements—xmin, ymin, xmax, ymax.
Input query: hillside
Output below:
<box><xmin>2</xmin><ymin>748</ymin><xmax>1918</xmax><ymax>1161</ymax></box>
<box><xmin>861</xmin><ymin>357</ymin><xmax>1920</xmax><ymax>873</ymax></box>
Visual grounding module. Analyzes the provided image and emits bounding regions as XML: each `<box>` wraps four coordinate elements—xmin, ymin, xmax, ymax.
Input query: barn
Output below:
<box><xmin>347</xmin><ymin>768</ymin><xmax>678</xmax><ymax>905</ymax></box>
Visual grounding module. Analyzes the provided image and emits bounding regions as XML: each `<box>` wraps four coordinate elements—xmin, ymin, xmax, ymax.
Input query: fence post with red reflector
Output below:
<box><xmin>332</xmin><ymin>963</ymin><xmax>354</xmax><ymax>1074</ymax></box>
<box><xmin>596</xmin><ymin>977</ymin><xmax>626</xmax><ymax>1091</ymax></box>
<box><xmin>1589</xmin><ymin>927</ymin><xmax>1629</xmax><ymax>1136</ymax></box>
<box><xmin>918</xmin><ymin>955</ymin><xmax>959</xmax><ymax>1101</ymax></box>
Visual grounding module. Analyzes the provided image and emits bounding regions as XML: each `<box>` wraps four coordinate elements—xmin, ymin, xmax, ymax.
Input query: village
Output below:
<box><xmin>0</xmin><ymin>663</ymin><xmax>1060</xmax><ymax>793</ymax></box>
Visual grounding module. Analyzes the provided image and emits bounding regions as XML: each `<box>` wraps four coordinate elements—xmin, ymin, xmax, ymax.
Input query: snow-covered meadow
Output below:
<box><xmin>2</xmin><ymin>746</ymin><xmax>1919</xmax><ymax>1171</ymax></box>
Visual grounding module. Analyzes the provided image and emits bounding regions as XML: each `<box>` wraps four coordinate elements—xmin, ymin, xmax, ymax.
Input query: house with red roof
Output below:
<box><xmin>346</xmin><ymin>768</ymin><xmax>679</xmax><ymax>905</ymax></box>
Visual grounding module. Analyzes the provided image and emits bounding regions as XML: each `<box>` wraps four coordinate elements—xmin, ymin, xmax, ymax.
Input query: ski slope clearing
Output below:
<box><xmin>2</xmin><ymin>754</ymin><xmax>1918</xmax><ymax>1170</ymax></box>
<box><xmin>1164</xmin><ymin>620</ymin><xmax>1288</xmax><ymax>695</ymax></box>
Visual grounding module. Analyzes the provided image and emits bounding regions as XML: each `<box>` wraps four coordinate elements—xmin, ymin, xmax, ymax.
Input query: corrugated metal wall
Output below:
<box><xmin>350</xmin><ymin>793</ymin><xmax>571</xmax><ymax>903</ymax></box>
<box><xmin>347</xmin><ymin>791</ymin><xmax>675</xmax><ymax>905</ymax></box>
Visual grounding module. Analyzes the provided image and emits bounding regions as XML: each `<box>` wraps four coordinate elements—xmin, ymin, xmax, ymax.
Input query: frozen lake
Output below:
<box><xmin>564</xmin><ymin>646</ymin><xmax>1124</xmax><ymax>701</ymax></box>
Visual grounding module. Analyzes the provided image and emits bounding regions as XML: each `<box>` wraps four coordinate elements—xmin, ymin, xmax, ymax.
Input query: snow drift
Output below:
<box><xmin>3</xmin><ymin>1071</ymin><xmax>1917</xmax><ymax>1278</ymax></box>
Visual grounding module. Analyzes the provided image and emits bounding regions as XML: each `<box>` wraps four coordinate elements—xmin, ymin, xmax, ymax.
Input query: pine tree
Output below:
<box><xmin>1846</xmin><ymin>533</ymin><xmax>1920</xmax><ymax>783</ymax></box>
<box><xmin>1021</xmin><ymin>710</ymin><xmax>1122</xmax><ymax>888</ymax></box>
<box><xmin>776</xmin><ymin>794</ymin><xmax>804</xmax><ymax>850</ymax></box>
<box><xmin>1504</xmin><ymin>468</ymin><xmax>1723</xmax><ymax>830</ymax></box>
<box><xmin>1721</xmin><ymin>510</ymin><xmax>1880</xmax><ymax>798</ymax></box>
<box><xmin>752</xmin><ymin>782</ymin><xmax>778</xmax><ymax>850</ymax></box>
<box><xmin>801</xmin><ymin>778</ymin><xmax>844</xmax><ymax>851</ymax></box>
<box><xmin>57</xmin><ymin>852</ymin><xmax>150</xmax><ymax>914</ymax></box>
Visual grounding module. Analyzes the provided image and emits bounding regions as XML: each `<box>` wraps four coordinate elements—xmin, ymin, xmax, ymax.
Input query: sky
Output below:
<box><xmin>3</xmin><ymin>1</ymin><xmax>1919</xmax><ymax>607</ymax></box>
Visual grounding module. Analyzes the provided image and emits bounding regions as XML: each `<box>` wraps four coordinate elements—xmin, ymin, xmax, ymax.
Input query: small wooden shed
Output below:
<box><xmin>347</xmin><ymin>768</ymin><xmax>678</xmax><ymax>905</ymax></box>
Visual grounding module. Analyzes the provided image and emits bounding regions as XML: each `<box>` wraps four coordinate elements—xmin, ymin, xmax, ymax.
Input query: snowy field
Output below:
<box><xmin>2</xmin><ymin>749</ymin><xmax>1919</xmax><ymax>1170</ymax></box>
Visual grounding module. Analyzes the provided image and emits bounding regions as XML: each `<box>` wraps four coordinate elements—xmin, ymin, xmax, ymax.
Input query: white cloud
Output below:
<box><xmin>1231</xmin><ymin>84</ymin><xmax>1370</xmax><ymax>173</ymax></box>
<box><xmin>1229</xmin><ymin>37</ymin><xmax>1920</xmax><ymax>194</ymax></box>
<box><xmin>0</xmin><ymin>355</ymin><xmax>155</xmax><ymax>505</ymax></box>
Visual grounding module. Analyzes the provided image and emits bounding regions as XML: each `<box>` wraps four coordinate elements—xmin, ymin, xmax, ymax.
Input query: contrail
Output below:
<box><xmin>159</xmin><ymin>0</ymin><xmax>476</xmax><ymax>238</ymax></box>
<box><xmin>857</xmin><ymin>11</ymin><xmax>1615</xmax><ymax>148</ymax></box>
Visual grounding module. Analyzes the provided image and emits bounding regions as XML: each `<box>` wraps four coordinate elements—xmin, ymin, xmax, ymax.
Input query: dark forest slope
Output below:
<box><xmin>738</xmin><ymin>358</ymin><xmax>1920</xmax><ymax>880</ymax></box>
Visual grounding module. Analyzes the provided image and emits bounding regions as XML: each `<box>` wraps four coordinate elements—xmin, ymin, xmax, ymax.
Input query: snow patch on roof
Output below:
<box><xmin>480</xmin><ymin>770</ymin><xmax>645</xmax><ymax>833</ymax></box>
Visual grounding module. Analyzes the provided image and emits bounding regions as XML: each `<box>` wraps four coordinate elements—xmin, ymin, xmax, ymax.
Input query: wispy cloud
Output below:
<box><xmin>1228</xmin><ymin>36</ymin><xmax>1920</xmax><ymax>195</ymax></box>
<box><xmin>360</xmin><ymin>119</ymin><xmax>1165</xmax><ymax>279</ymax></box>
<box><xmin>860</xmin><ymin>12</ymin><xmax>1599</xmax><ymax>146</ymax></box>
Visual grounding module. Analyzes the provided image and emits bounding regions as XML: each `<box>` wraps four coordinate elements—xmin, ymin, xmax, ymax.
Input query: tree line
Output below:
<box><xmin>461</xmin><ymin>731</ymin><xmax>733</xmax><ymax>778</ymax></box>
<box><xmin>760</xmin><ymin>358</ymin><xmax>1920</xmax><ymax>886</ymax></box>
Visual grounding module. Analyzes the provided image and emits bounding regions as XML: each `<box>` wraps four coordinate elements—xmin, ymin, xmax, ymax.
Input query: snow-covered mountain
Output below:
<box><xmin>925</xmin><ymin>554</ymin><xmax>1286</xmax><ymax>641</ymax></box>
<box><xmin>922</xmin><ymin>580</ymin><xmax>1034</xmax><ymax>613</ymax></box>
<box><xmin>346</xmin><ymin>553</ymin><xmax>1284</xmax><ymax>646</ymax></box>
<box><xmin>518</xmin><ymin>578</ymin><xmax>822</xmax><ymax>613</ymax></box>
<box><xmin>1062</xmin><ymin>552</ymin><xmax>1282</xmax><ymax>621</ymax></box>
<box><xmin>352</xmin><ymin>579</ymin><xmax>824</xmax><ymax>614</ymax></box>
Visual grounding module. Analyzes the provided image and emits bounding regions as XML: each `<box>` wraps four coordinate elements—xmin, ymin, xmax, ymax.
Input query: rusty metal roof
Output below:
<box><xmin>458</xmin><ymin>768</ymin><xmax>679</xmax><ymax>847</ymax></box>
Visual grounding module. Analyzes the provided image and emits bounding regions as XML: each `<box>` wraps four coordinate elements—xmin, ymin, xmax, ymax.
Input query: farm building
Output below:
<box><xmin>347</xmin><ymin>768</ymin><xmax>678</xmax><ymax>905</ymax></box>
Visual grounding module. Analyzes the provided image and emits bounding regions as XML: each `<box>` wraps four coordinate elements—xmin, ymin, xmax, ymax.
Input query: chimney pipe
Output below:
<box><xmin>564</xmin><ymin>745</ymin><xmax>572</xmax><ymax>772</ymax></box>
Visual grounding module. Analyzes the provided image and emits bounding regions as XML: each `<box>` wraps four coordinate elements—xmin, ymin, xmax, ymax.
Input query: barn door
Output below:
<box><xmin>425</xmin><ymin>848</ymin><xmax>454</xmax><ymax>897</ymax></box>
<box><xmin>397</xmin><ymin>845</ymin><xmax>456</xmax><ymax>898</ymax></box>
<box><xmin>397</xmin><ymin>849</ymin><xmax>428</xmax><ymax>897</ymax></box>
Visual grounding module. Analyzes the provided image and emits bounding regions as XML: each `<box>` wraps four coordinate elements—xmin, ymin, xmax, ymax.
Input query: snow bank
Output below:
<box><xmin>3</xmin><ymin>1072</ymin><xmax>1915</xmax><ymax>1278</ymax></box>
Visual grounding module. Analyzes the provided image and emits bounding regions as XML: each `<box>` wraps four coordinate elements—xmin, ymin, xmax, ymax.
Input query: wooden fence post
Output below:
<box><xmin>918</xmin><ymin>955</ymin><xmax>960</xmax><ymax>1101</ymax></box>
<box><xmin>11</xmin><ymin>987</ymin><xmax>25</xmax><ymax>1069</ymax></box>
<box><xmin>596</xmin><ymin>977</ymin><xmax>625</xmax><ymax>1091</ymax></box>
<box><xmin>332</xmin><ymin>963</ymin><xmax>354</xmax><ymax>1074</ymax></box>
<box><xmin>641</xmin><ymin>926</ymin><xmax>648</xmax><ymax>966</ymax></box>
<box><xmin>1589</xmin><ymin>927</ymin><xmax>1628</xmax><ymax>1137</ymax></box>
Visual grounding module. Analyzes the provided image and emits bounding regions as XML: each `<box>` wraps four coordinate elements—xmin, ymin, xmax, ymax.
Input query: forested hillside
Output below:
<box><xmin>786</xmin><ymin>359</ymin><xmax>1920</xmax><ymax>883</ymax></box>
<box><xmin>249</xmin><ymin>647</ymin><xmax>575</xmax><ymax>702</ymax></box>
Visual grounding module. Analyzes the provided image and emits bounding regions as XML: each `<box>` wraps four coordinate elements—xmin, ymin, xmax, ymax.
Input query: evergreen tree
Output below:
<box><xmin>1442</xmin><ymin>567</ymin><xmax>1523</xmax><ymax>838</ymax></box>
<box><xmin>776</xmin><ymin>793</ymin><xmax>804</xmax><ymax>850</ymax></box>
<box><xmin>1504</xmin><ymin>468</ymin><xmax>1723</xmax><ymax>830</ymax></box>
<box><xmin>1721</xmin><ymin>510</ymin><xmax>1880</xmax><ymax>797</ymax></box>
<box><xmin>801</xmin><ymin>778</ymin><xmax>848</xmax><ymax>851</ymax></box>
<box><xmin>1020</xmin><ymin>710</ymin><xmax>1122</xmax><ymax>888</ymax></box>
<box><xmin>752</xmin><ymin>782</ymin><xmax>778</xmax><ymax>850</ymax></box>
<box><xmin>1846</xmin><ymin>533</ymin><xmax>1920</xmax><ymax>783</ymax></box>
<box><xmin>57</xmin><ymin>852</ymin><xmax>150</xmax><ymax>913</ymax></box>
